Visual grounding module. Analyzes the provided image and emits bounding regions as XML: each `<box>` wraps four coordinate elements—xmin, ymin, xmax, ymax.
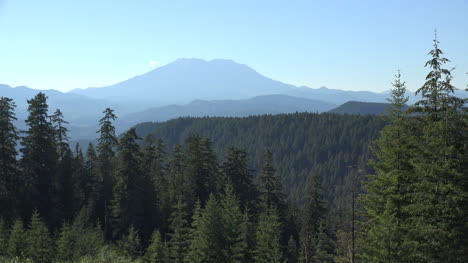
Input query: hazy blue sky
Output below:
<box><xmin>0</xmin><ymin>0</ymin><xmax>467</xmax><ymax>92</ymax></box>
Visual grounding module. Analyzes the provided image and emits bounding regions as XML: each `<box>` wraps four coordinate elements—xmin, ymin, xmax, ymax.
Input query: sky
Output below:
<box><xmin>0</xmin><ymin>0</ymin><xmax>467</xmax><ymax>93</ymax></box>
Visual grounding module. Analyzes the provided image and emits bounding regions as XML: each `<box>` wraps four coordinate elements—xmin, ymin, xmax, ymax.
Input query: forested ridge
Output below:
<box><xmin>132</xmin><ymin>112</ymin><xmax>385</xmax><ymax>206</ymax></box>
<box><xmin>0</xmin><ymin>37</ymin><xmax>467</xmax><ymax>263</ymax></box>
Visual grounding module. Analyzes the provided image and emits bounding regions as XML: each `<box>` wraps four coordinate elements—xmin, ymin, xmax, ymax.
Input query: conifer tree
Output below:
<box><xmin>253</xmin><ymin>206</ymin><xmax>284</xmax><ymax>263</ymax></box>
<box><xmin>300</xmin><ymin>175</ymin><xmax>326</xmax><ymax>263</ymax></box>
<box><xmin>111</xmin><ymin>128</ymin><xmax>145</xmax><ymax>238</ymax></box>
<box><xmin>96</xmin><ymin>107</ymin><xmax>118</xmax><ymax>237</ymax></box>
<box><xmin>55</xmin><ymin>222</ymin><xmax>75</xmax><ymax>262</ymax></box>
<box><xmin>257</xmin><ymin>150</ymin><xmax>286</xmax><ymax>213</ymax></box>
<box><xmin>361</xmin><ymin>71</ymin><xmax>416</xmax><ymax>262</ymax></box>
<box><xmin>7</xmin><ymin>218</ymin><xmax>25</xmax><ymax>258</ymax></box>
<box><xmin>408</xmin><ymin>34</ymin><xmax>468</xmax><ymax>262</ymax></box>
<box><xmin>183</xmin><ymin>136</ymin><xmax>218</xmax><ymax>204</ymax></box>
<box><xmin>50</xmin><ymin>109</ymin><xmax>69</xmax><ymax>160</ymax></box>
<box><xmin>84</xmin><ymin>143</ymin><xmax>102</xmax><ymax>221</ymax></box>
<box><xmin>0</xmin><ymin>218</ymin><xmax>8</xmax><ymax>256</ymax></box>
<box><xmin>19</xmin><ymin>92</ymin><xmax>58</xmax><ymax>225</ymax></box>
<box><xmin>168</xmin><ymin>198</ymin><xmax>190</xmax><ymax>263</ymax></box>
<box><xmin>117</xmin><ymin>225</ymin><xmax>142</xmax><ymax>260</ymax></box>
<box><xmin>186</xmin><ymin>195</ymin><xmax>225</xmax><ymax>263</ymax></box>
<box><xmin>144</xmin><ymin>230</ymin><xmax>169</xmax><ymax>263</ymax></box>
<box><xmin>26</xmin><ymin>211</ymin><xmax>53</xmax><ymax>263</ymax></box>
<box><xmin>286</xmin><ymin>235</ymin><xmax>299</xmax><ymax>263</ymax></box>
<box><xmin>168</xmin><ymin>145</ymin><xmax>195</xmax><ymax>210</ymax></box>
<box><xmin>312</xmin><ymin>222</ymin><xmax>335</xmax><ymax>263</ymax></box>
<box><xmin>222</xmin><ymin>147</ymin><xmax>257</xmax><ymax>209</ymax></box>
<box><xmin>220</xmin><ymin>184</ymin><xmax>248</xmax><ymax>263</ymax></box>
<box><xmin>0</xmin><ymin>97</ymin><xmax>19</xmax><ymax>221</ymax></box>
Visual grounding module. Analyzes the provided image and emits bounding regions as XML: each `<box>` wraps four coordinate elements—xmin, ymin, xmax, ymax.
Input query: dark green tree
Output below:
<box><xmin>183</xmin><ymin>136</ymin><xmax>219</xmax><ymax>204</ymax></box>
<box><xmin>0</xmin><ymin>97</ymin><xmax>19</xmax><ymax>221</ymax></box>
<box><xmin>222</xmin><ymin>147</ymin><xmax>257</xmax><ymax>210</ymax></box>
<box><xmin>144</xmin><ymin>230</ymin><xmax>169</xmax><ymax>263</ymax></box>
<box><xmin>253</xmin><ymin>206</ymin><xmax>284</xmax><ymax>263</ymax></box>
<box><xmin>50</xmin><ymin>109</ymin><xmax>69</xmax><ymax>159</ymax></box>
<box><xmin>220</xmin><ymin>184</ymin><xmax>248</xmax><ymax>263</ymax></box>
<box><xmin>7</xmin><ymin>218</ymin><xmax>25</xmax><ymax>258</ymax></box>
<box><xmin>186</xmin><ymin>194</ymin><xmax>225</xmax><ymax>263</ymax></box>
<box><xmin>117</xmin><ymin>225</ymin><xmax>142</xmax><ymax>260</ymax></box>
<box><xmin>96</xmin><ymin>107</ymin><xmax>118</xmax><ymax>237</ymax></box>
<box><xmin>0</xmin><ymin>218</ymin><xmax>8</xmax><ymax>256</ymax></box>
<box><xmin>111</xmin><ymin>128</ymin><xmax>145</xmax><ymax>238</ymax></box>
<box><xmin>286</xmin><ymin>235</ymin><xmax>299</xmax><ymax>263</ymax></box>
<box><xmin>361</xmin><ymin>71</ymin><xmax>416</xmax><ymax>262</ymax></box>
<box><xmin>408</xmin><ymin>34</ymin><xmax>468</xmax><ymax>262</ymax></box>
<box><xmin>299</xmin><ymin>175</ymin><xmax>326</xmax><ymax>263</ymax></box>
<box><xmin>26</xmin><ymin>211</ymin><xmax>53</xmax><ymax>263</ymax></box>
<box><xmin>168</xmin><ymin>198</ymin><xmax>191</xmax><ymax>263</ymax></box>
<box><xmin>19</xmin><ymin>92</ymin><xmax>58</xmax><ymax>225</ymax></box>
<box><xmin>257</xmin><ymin>150</ymin><xmax>286</xmax><ymax>213</ymax></box>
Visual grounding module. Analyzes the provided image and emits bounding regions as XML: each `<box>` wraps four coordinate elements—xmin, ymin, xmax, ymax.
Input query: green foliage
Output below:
<box><xmin>185</xmin><ymin>195</ymin><xmax>224</xmax><ymax>263</ymax></box>
<box><xmin>257</xmin><ymin>150</ymin><xmax>286</xmax><ymax>213</ymax></box>
<box><xmin>25</xmin><ymin>211</ymin><xmax>53</xmax><ymax>263</ymax></box>
<box><xmin>220</xmin><ymin>185</ymin><xmax>248</xmax><ymax>263</ymax></box>
<box><xmin>117</xmin><ymin>226</ymin><xmax>142</xmax><ymax>260</ymax></box>
<box><xmin>55</xmin><ymin>213</ymin><xmax>104</xmax><ymax>262</ymax></box>
<box><xmin>111</xmin><ymin>128</ymin><xmax>148</xmax><ymax>238</ymax></box>
<box><xmin>144</xmin><ymin>230</ymin><xmax>168</xmax><ymax>263</ymax></box>
<box><xmin>167</xmin><ymin>199</ymin><xmax>190</xmax><ymax>263</ymax></box>
<box><xmin>0</xmin><ymin>218</ymin><xmax>8</xmax><ymax>256</ymax></box>
<box><xmin>19</xmin><ymin>92</ymin><xmax>58</xmax><ymax>225</ymax></box>
<box><xmin>7</xmin><ymin>219</ymin><xmax>26</xmax><ymax>259</ymax></box>
<box><xmin>299</xmin><ymin>175</ymin><xmax>327</xmax><ymax>263</ymax></box>
<box><xmin>362</xmin><ymin>36</ymin><xmax>468</xmax><ymax>262</ymax></box>
<box><xmin>222</xmin><ymin>147</ymin><xmax>256</xmax><ymax>209</ymax></box>
<box><xmin>0</xmin><ymin>97</ymin><xmax>19</xmax><ymax>221</ymax></box>
<box><xmin>253</xmin><ymin>207</ymin><xmax>284</xmax><ymax>263</ymax></box>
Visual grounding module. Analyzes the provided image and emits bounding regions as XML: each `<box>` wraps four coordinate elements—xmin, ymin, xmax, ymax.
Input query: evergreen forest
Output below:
<box><xmin>0</xmin><ymin>38</ymin><xmax>467</xmax><ymax>263</ymax></box>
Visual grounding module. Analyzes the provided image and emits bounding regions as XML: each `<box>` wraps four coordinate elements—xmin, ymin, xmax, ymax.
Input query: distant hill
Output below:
<box><xmin>116</xmin><ymin>94</ymin><xmax>336</xmax><ymax>128</ymax></box>
<box><xmin>329</xmin><ymin>101</ymin><xmax>391</xmax><ymax>115</ymax></box>
<box><xmin>69</xmin><ymin>58</ymin><xmax>390</xmax><ymax>107</ymax></box>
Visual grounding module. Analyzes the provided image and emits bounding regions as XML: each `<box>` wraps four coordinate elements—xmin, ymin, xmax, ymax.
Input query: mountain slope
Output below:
<box><xmin>70</xmin><ymin>58</ymin><xmax>300</xmax><ymax>106</ymax></box>
<box><xmin>116</xmin><ymin>94</ymin><xmax>336</xmax><ymax>128</ymax></box>
<box><xmin>69</xmin><ymin>58</ymin><xmax>390</xmax><ymax>106</ymax></box>
<box><xmin>329</xmin><ymin>101</ymin><xmax>391</xmax><ymax>115</ymax></box>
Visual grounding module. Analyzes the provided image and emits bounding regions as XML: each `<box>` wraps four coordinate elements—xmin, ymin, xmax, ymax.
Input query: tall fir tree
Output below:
<box><xmin>51</xmin><ymin>109</ymin><xmax>74</xmax><ymax>223</ymax></box>
<box><xmin>361</xmin><ymin>71</ymin><xmax>417</xmax><ymax>262</ymax></box>
<box><xmin>7</xmin><ymin>218</ymin><xmax>25</xmax><ymax>259</ymax></box>
<box><xmin>168</xmin><ymin>198</ymin><xmax>191</xmax><ymax>263</ymax></box>
<box><xmin>144</xmin><ymin>230</ymin><xmax>169</xmax><ymax>263</ymax></box>
<box><xmin>0</xmin><ymin>218</ymin><xmax>8</xmax><ymax>256</ymax></box>
<box><xmin>26</xmin><ymin>211</ymin><xmax>53</xmax><ymax>263</ymax></box>
<box><xmin>111</xmin><ymin>128</ymin><xmax>146</xmax><ymax>238</ymax></box>
<box><xmin>408</xmin><ymin>33</ymin><xmax>468</xmax><ymax>262</ymax></box>
<box><xmin>257</xmin><ymin>150</ymin><xmax>286</xmax><ymax>213</ymax></box>
<box><xmin>117</xmin><ymin>225</ymin><xmax>142</xmax><ymax>260</ymax></box>
<box><xmin>96</xmin><ymin>107</ymin><xmax>118</xmax><ymax>238</ymax></box>
<box><xmin>222</xmin><ymin>147</ymin><xmax>257</xmax><ymax>210</ymax></box>
<box><xmin>185</xmin><ymin>194</ymin><xmax>225</xmax><ymax>263</ymax></box>
<box><xmin>220</xmin><ymin>184</ymin><xmax>249</xmax><ymax>263</ymax></box>
<box><xmin>183</xmin><ymin>136</ymin><xmax>219</xmax><ymax>204</ymax></box>
<box><xmin>19</xmin><ymin>92</ymin><xmax>58</xmax><ymax>225</ymax></box>
<box><xmin>253</xmin><ymin>206</ymin><xmax>284</xmax><ymax>263</ymax></box>
<box><xmin>50</xmin><ymin>109</ymin><xmax>69</xmax><ymax>160</ymax></box>
<box><xmin>0</xmin><ymin>97</ymin><xmax>19</xmax><ymax>221</ymax></box>
<box><xmin>299</xmin><ymin>175</ymin><xmax>326</xmax><ymax>263</ymax></box>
